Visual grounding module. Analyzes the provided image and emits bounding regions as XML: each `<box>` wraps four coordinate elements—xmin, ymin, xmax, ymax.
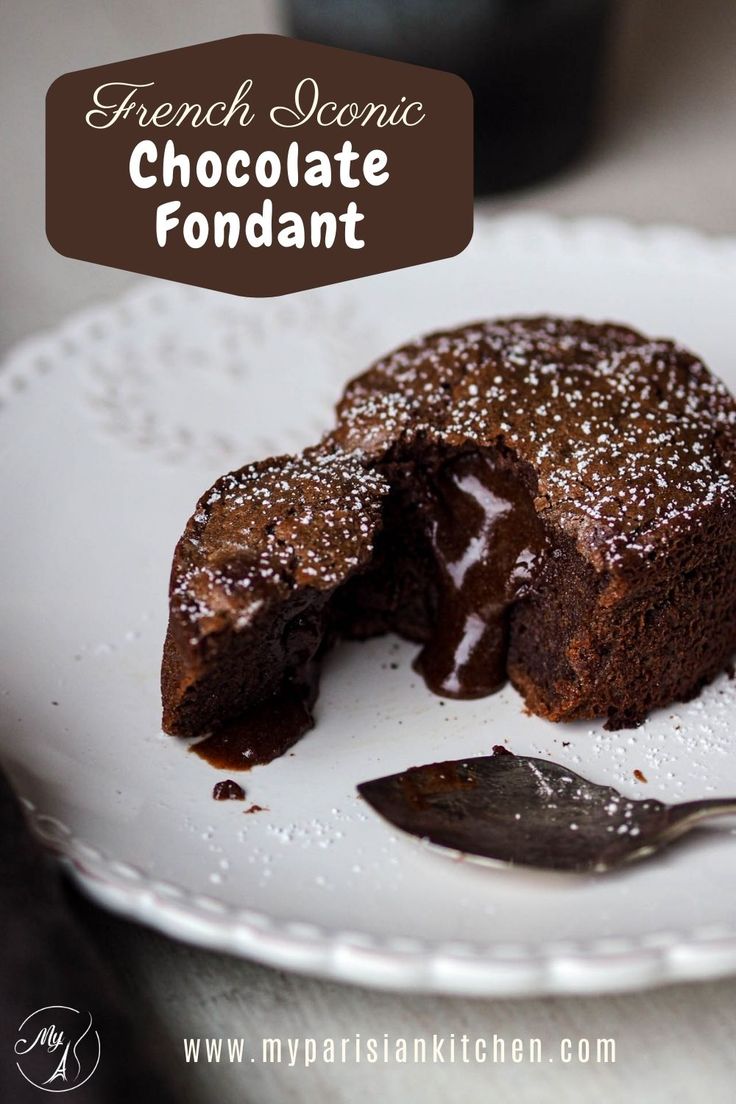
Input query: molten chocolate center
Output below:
<box><xmin>414</xmin><ymin>452</ymin><xmax>546</xmax><ymax>699</ymax></box>
<box><xmin>193</xmin><ymin>449</ymin><xmax>546</xmax><ymax>769</ymax></box>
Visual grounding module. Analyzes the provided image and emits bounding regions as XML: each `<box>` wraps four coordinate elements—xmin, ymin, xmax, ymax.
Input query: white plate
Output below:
<box><xmin>4</xmin><ymin>213</ymin><xmax>736</xmax><ymax>997</ymax></box>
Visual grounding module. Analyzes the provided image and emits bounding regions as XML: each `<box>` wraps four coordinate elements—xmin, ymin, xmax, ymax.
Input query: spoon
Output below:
<box><xmin>357</xmin><ymin>750</ymin><xmax>736</xmax><ymax>873</ymax></box>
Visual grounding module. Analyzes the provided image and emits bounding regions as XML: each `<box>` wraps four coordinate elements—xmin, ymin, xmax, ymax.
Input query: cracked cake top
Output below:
<box><xmin>169</xmin><ymin>445</ymin><xmax>388</xmax><ymax>645</ymax></box>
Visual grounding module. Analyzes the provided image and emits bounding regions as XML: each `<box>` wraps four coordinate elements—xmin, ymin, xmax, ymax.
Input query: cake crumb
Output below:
<box><xmin>213</xmin><ymin>779</ymin><xmax>245</xmax><ymax>801</ymax></box>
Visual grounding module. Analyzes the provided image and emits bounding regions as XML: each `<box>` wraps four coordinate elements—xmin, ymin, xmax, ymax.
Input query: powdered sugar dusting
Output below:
<box><xmin>171</xmin><ymin>447</ymin><xmax>388</xmax><ymax>640</ymax></box>
<box><xmin>335</xmin><ymin>317</ymin><xmax>736</xmax><ymax>568</ymax></box>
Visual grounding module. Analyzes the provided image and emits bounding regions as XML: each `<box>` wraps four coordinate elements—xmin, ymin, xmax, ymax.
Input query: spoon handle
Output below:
<box><xmin>651</xmin><ymin>798</ymin><xmax>736</xmax><ymax>849</ymax></box>
<box><xmin>669</xmin><ymin>797</ymin><xmax>736</xmax><ymax>831</ymax></box>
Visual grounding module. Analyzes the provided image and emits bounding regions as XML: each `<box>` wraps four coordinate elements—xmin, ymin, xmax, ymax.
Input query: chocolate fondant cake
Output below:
<box><xmin>162</xmin><ymin>318</ymin><xmax>736</xmax><ymax>763</ymax></box>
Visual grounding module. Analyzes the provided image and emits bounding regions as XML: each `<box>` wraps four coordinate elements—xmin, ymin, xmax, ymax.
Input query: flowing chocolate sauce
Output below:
<box><xmin>193</xmin><ymin>686</ymin><xmax>314</xmax><ymax>770</ymax></box>
<box><xmin>194</xmin><ymin>451</ymin><xmax>544</xmax><ymax>770</ymax></box>
<box><xmin>414</xmin><ymin>452</ymin><xmax>546</xmax><ymax>699</ymax></box>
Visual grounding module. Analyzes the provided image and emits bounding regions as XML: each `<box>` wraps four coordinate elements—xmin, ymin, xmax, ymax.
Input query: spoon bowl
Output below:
<box><xmin>357</xmin><ymin>751</ymin><xmax>736</xmax><ymax>873</ymax></box>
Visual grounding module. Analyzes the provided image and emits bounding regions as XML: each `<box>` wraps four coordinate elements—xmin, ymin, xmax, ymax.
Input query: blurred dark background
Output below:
<box><xmin>285</xmin><ymin>0</ymin><xmax>614</xmax><ymax>194</ymax></box>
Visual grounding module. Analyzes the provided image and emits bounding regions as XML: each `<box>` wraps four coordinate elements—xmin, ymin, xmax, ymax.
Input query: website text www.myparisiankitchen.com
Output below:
<box><xmin>182</xmin><ymin>1033</ymin><xmax>616</xmax><ymax>1067</ymax></box>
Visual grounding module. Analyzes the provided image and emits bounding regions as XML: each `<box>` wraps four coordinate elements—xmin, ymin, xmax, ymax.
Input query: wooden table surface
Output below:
<box><xmin>3</xmin><ymin>1</ymin><xmax>736</xmax><ymax>1100</ymax></box>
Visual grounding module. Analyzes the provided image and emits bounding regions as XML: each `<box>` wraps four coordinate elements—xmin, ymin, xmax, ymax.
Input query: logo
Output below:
<box><xmin>14</xmin><ymin>1007</ymin><xmax>100</xmax><ymax>1093</ymax></box>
